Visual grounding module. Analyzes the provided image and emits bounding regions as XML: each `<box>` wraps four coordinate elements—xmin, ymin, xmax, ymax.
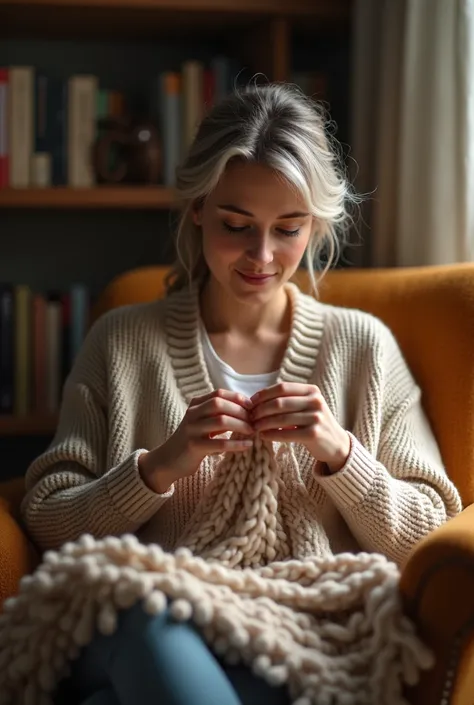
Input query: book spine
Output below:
<box><xmin>182</xmin><ymin>61</ymin><xmax>204</xmax><ymax>153</ymax></box>
<box><xmin>160</xmin><ymin>72</ymin><xmax>181</xmax><ymax>187</ymax></box>
<box><xmin>32</xmin><ymin>293</ymin><xmax>47</xmax><ymax>412</ymax></box>
<box><xmin>108</xmin><ymin>90</ymin><xmax>125</xmax><ymax>118</ymax></box>
<box><xmin>96</xmin><ymin>88</ymin><xmax>108</xmax><ymax>140</ymax></box>
<box><xmin>0</xmin><ymin>285</ymin><xmax>14</xmax><ymax>413</ymax></box>
<box><xmin>35</xmin><ymin>73</ymin><xmax>48</xmax><ymax>153</ymax></box>
<box><xmin>14</xmin><ymin>285</ymin><xmax>31</xmax><ymax>416</ymax></box>
<box><xmin>9</xmin><ymin>66</ymin><xmax>34</xmax><ymax>188</ymax></box>
<box><xmin>32</xmin><ymin>72</ymin><xmax>52</xmax><ymax>187</ymax></box>
<box><xmin>45</xmin><ymin>295</ymin><xmax>62</xmax><ymax>413</ymax></box>
<box><xmin>203</xmin><ymin>69</ymin><xmax>215</xmax><ymax>114</ymax></box>
<box><xmin>50</xmin><ymin>78</ymin><xmax>68</xmax><ymax>186</ymax></box>
<box><xmin>70</xmin><ymin>284</ymin><xmax>89</xmax><ymax>369</ymax></box>
<box><xmin>0</xmin><ymin>68</ymin><xmax>8</xmax><ymax>189</ymax></box>
<box><xmin>211</xmin><ymin>56</ymin><xmax>230</xmax><ymax>103</ymax></box>
<box><xmin>68</xmin><ymin>75</ymin><xmax>98</xmax><ymax>187</ymax></box>
<box><xmin>31</xmin><ymin>153</ymin><xmax>52</xmax><ymax>187</ymax></box>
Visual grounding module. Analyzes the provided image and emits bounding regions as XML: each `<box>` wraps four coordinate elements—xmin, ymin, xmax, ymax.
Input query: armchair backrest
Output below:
<box><xmin>94</xmin><ymin>264</ymin><xmax>474</xmax><ymax>506</ymax></box>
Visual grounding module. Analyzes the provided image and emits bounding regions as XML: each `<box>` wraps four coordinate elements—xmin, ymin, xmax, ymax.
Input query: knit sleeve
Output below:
<box><xmin>21</xmin><ymin>317</ymin><xmax>174</xmax><ymax>552</ymax></box>
<box><xmin>314</xmin><ymin>331</ymin><xmax>462</xmax><ymax>566</ymax></box>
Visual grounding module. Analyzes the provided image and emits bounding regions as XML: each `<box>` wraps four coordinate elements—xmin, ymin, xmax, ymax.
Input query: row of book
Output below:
<box><xmin>0</xmin><ymin>56</ymin><xmax>238</xmax><ymax>190</ymax></box>
<box><xmin>0</xmin><ymin>59</ymin><xmax>328</xmax><ymax>190</ymax></box>
<box><xmin>0</xmin><ymin>65</ymin><xmax>128</xmax><ymax>190</ymax></box>
<box><xmin>156</xmin><ymin>66</ymin><xmax>328</xmax><ymax>187</ymax></box>
<box><xmin>0</xmin><ymin>284</ymin><xmax>90</xmax><ymax>416</ymax></box>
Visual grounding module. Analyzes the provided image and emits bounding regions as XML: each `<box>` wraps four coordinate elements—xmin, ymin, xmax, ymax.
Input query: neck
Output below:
<box><xmin>200</xmin><ymin>275</ymin><xmax>290</xmax><ymax>336</ymax></box>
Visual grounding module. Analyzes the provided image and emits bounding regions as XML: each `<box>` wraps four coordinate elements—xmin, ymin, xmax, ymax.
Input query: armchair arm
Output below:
<box><xmin>0</xmin><ymin>496</ymin><xmax>40</xmax><ymax>608</ymax></box>
<box><xmin>400</xmin><ymin>504</ymin><xmax>474</xmax><ymax>705</ymax></box>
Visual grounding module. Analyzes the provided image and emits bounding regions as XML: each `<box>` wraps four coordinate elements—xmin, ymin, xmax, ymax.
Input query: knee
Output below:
<box><xmin>117</xmin><ymin>601</ymin><xmax>170</xmax><ymax>638</ymax></box>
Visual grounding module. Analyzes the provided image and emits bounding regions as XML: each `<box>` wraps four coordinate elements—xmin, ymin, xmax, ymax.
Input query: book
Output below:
<box><xmin>70</xmin><ymin>284</ymin><xmax>89</xmax><ymax>369</ymax></box>
<box><xmin>8</xmin><ymin>66</ymin><xmax>34</xmax><ymax>188</ymax></box>
<box><xmin>31</xmin><ymin>153</ymin><xmax>52</xmax><ymax>187</ymax></box>
<box><xmin>0</xmin><ymin>284</ymin><xmax>14</xmax><ymax>413</ymax></box>
<box><xmin>68</xmin><ymin>74</ymin><xmax>98</xmax><ymax>188</ymax></box>
<box><xmin>0</xmin><ymin>68</ymin><xmax>8</xmax><ymax>189</ymax></box>
<box><xmin>50</xmin><ymin>77</ymin><xmax>68</xmax><ymax>186</ymax></box>
<box><xmin>33</xmin><ymin>72</ymin><xmax>52</xmax><ymax>187</ymax></box>
<box><xmin>211</xmin><ymin>56</ymin><xmax>231</xmax><ymax>103</ymax></box>
<box><xmin>159</xmin><ymin>72</ymin><xmax>181</xmax><ymax>187</ymax></box>
<box><xmin>108</xmin><ymin>90</ymin><xmax>125</xmax><ymax>118</ymax></box>
<box><xmin>182</xmin><ymin>60</ymin><xmax>204</xmax><ymax>153</ymax></box>
<box><xmin>45</xmin><ymin>293</ymin><xmax>62</xmax><ymax>413</ymax></box>
<box><xmin>14</xmin><ymin>285</ymin><xmax>31</xmax><ymax>416</ymax></box>
<box><xmin>203</xmin><ymin>69</ymin><xmax>215</xmax><ymax>113</ymax></box>
<box><xmin>32</xmin><ymin>293</ymin><xmax>47</xmax><ymax>412</ymax></box>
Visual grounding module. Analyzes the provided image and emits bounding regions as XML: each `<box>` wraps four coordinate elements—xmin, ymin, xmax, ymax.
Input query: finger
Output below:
<box><xmin>189</xmin><ymin>389</ymin><xmax>253</xmax><ymax>411</ymax></box>
<box><xmin>250</xmin><ymin>383</ymin><xmax>319</xmax><ymax>407</ymax></box>
<box><xmin>197</xmin><ymin>415</ymin><xmax>254</xmax><ymax>436</ymax></box>
<box><xmin>190</xmin><ymin>393</ymin><xmax>253</xmax><ymax>422</ymax></box>
<box><xmin>253</xmin><ymin>411</ymin><xmax>319</xmax><ymax>432</ymax></box>
<box><xmin>193</xmin><ymin>396</ymin><xmax>252</xmax><ymax>424</ymax></box>
<box><xmin>251</xmin><ymin>395</ymin><xmax>316</xmax><ymax>422</ymax></box>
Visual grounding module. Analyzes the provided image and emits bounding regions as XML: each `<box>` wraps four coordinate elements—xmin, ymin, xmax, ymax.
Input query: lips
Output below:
<box><xmin>236</xmin><ymin>271</ymin><xmax>276</xmax><ymax>286</ymax></box>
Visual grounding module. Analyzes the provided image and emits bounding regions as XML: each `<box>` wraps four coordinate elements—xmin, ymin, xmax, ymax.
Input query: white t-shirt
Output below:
<box><xmin>200</xmin><ymin>321</ymin><xmax>278</xmax><ymax>397</ymax></box>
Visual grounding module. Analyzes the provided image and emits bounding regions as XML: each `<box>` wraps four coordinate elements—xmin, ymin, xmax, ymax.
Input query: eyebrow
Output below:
<box><xmin>217</xmin><ymin>204</ymin><xmax>310</xmax><ymax>219</ymax></box>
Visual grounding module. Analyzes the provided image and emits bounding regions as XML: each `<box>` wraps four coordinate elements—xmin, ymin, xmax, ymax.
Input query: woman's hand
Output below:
<box><xmin>250</xmin><ymin>382</ymin><xmax>351</xmax><ymax>474</ymax></box>
<box><xmin>139</xmin><ymin>389</ymin><xmax>254</xmax><ymax>494</ymax></box>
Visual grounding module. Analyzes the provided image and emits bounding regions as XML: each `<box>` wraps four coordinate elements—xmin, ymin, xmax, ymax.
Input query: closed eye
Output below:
<box><xmin>223</xmin><ymin>222</ymin><xmax>248</xmax><ymax>233</ymax></box>
<box><xmin>277</xmin><ymin>228</ymin><xmax>300</xmax><ymax>237</ymax></box>
<box><xmin>223</xmin><ymin>222</ymin><xmax>300</xmax><ymax>237</ymax></box>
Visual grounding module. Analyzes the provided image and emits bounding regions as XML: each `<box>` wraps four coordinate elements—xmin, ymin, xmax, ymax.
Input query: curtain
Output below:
<box><xmin>351</xmin><ymin>0</ymin><xmax>474</xmax><ymax>267</ymax></box>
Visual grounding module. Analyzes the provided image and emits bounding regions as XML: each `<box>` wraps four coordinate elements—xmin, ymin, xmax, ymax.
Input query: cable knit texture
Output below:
<box><xmin>20</xmin><ymin>281</ymin><xmax>461</xmax><ymax>562</ymax></box>
<box><xmin>1</xmin><ymin>437</ymin><xmax>436</xmax><ymax>705</ymax></box>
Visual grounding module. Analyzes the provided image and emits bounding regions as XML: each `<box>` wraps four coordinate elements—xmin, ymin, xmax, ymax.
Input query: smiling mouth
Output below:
<box><xmin>236</xmin><ymin>271</ymin><xmax>277</xmax><ymax>286</ymax></box>
<box><xmin>236</xmin><ymin>271</ymin><xmax>276</xmax><ymax>279</ymax></box>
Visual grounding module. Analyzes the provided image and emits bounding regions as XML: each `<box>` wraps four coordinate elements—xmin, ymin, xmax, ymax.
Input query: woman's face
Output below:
<box><xmin>193</xmin><ymin>161</ymin><xmax>315</xmax><ymax>304</ymax></box>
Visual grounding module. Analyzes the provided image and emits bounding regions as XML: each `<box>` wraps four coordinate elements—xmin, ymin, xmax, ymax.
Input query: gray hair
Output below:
<box><xmin>166</xmin><ymin>82</ymin><xmax>359</xmax><ymax>296</ymax></box>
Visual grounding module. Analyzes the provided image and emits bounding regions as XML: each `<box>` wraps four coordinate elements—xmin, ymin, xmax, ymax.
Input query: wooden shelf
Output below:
<box><xmin>0</xmin><ymin>414</ymin><xmax>58</xmax><ymax>436</ymax></box>
<box><xmin>0</xmin><ymin>187</ymin><xmax>176</xmax><ymax>209</ymax></box>
<box><xmin>1</xmin><ymin>0</ymin><xmax>351</xmax><ymax>39</ymax></box>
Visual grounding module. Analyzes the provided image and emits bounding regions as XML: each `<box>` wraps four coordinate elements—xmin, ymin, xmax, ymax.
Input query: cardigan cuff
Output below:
<box><xmin>107</xmin><ymin>449</ymin><xmax>174</xmax><ymax>523</ymax></box>
<box><xmin>315</xmin><ymin>432</ymin><xmax>378</xmax><ymax>507</ymax></box>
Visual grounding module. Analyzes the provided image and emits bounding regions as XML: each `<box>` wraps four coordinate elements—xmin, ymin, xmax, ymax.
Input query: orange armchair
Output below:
<box><xmin>1</xmin><ymin>263</ymin><xmax>474</xmax><ymax>705</ymax></box>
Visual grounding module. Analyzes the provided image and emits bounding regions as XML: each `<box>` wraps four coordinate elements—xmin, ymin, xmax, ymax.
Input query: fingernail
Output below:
<box><xmin>243</xmin><ymin>440</ymin><xmax>253</xmax><ymax>446</ymax></box>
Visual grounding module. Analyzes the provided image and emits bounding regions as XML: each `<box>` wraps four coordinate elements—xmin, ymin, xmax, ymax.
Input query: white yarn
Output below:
<box><xmin>0</xmin><ymin>438</ymin><xmax>434</xmax><ymax>705</ymax></box>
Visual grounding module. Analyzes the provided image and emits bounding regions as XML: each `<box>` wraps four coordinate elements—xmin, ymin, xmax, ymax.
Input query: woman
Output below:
<box><xmin>21</xmin><ymin>83</ymin><xmax>461</xmax><ymax>705</ymax></box>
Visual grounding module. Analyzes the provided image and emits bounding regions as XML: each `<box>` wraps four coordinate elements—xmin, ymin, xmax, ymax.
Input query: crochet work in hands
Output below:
<box><xmin>0</xmin><ymin>438</ymin><xmax>434</xmax><ymax>705</ymax></box>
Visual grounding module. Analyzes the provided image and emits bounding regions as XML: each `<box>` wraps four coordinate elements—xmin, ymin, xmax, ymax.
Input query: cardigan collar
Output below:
<box><xmin>164</xmin><ymin>279</ymin><xmax>326</xmax><ymax>406</ymax></box>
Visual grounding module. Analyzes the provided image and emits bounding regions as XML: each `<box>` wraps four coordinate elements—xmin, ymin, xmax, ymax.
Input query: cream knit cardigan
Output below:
<box><xmin>21</xmin><ymin>281</ymin><xmax>461</xmax><ymax>559</ymax></box>
<box><xmin>0</xmin><ymin>282</ymin><xmax>462</xmax><ymax>704</ymax></box>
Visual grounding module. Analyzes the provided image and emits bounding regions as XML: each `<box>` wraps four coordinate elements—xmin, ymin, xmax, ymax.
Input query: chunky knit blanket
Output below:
<box><xmin>0</xmin><ymin>438</ymin><xmax>434</xmax><ymax>705</ymax></box>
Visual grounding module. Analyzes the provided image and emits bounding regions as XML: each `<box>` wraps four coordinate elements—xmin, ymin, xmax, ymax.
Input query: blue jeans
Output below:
<box><xmin>65</xmin><ymin>601</ymin><xmax>290</xmax><ymax>705</ymax></box>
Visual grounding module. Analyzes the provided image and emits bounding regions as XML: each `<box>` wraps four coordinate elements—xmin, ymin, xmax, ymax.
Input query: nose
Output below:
<box><xmin>245</xmin><ymin>234</ymin><xmax>274</xmax><ymax>266</ymax></box>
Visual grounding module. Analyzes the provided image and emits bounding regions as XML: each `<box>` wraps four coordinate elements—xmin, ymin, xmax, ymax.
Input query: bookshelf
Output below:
<box><xmin>0</xmin><ymin>0</ymin><xmax>352</xmax><ymax>457</ymax></box>
<box><xmin>0</xmin><ymin>414</ymin><xmax>57</xmax><ymax>436</ymax></box>
<box><xmin>0</xmin><ymin>186</ymin><xmax>175</xmax><ymax>209</ymax></box>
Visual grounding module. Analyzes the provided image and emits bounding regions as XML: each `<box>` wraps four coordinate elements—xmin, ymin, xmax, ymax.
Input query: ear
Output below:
<box><xmin>192</xmin><ymin>198</ymin><xmax>204</xmax><ymax>227</ymax></box>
